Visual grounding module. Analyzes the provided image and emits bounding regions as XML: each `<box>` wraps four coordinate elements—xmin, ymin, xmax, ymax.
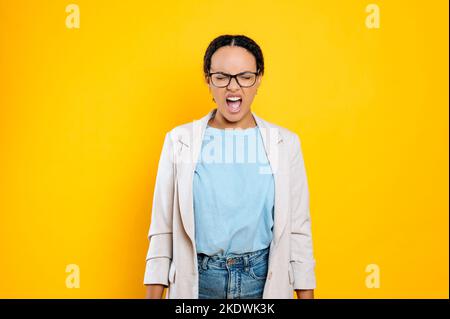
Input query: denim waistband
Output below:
<box><xmin>197</xmin><ymin>246</ymin><xmax>270</xmax><ymax>270</ymax></box>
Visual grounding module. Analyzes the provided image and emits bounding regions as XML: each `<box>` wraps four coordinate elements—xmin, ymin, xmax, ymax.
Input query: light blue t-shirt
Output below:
<box><xmin>193</xmin><ymin>124</ymin><xmax>275</xmax><ymax>257</ymax></box>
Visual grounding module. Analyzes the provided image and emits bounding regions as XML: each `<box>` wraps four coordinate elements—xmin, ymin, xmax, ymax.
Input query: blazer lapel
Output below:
<box><xmin>252</xmin><ymin>113</ymin><xmax>287</xmax><ymax>250</ymax></box>
<box><xmin>175</xmin><ymin>109</ymin><xmax>215</xmax><ymax>251</ymax></box>
<box><xmin>175</xmin><ymin>108</ymin><xmax>287</xmax><ymax>252</ymax></box>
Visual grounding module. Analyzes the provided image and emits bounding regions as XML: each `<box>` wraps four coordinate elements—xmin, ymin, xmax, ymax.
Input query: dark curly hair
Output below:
<box><xmin>203</xmin><ymin>34</ymin><xmax>264</xmax><ymax>80</ymax></box>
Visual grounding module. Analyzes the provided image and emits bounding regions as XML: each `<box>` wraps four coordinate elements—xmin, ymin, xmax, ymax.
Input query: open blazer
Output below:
<box><xmin>144</xmin><ymin>108</ymin><xmax>317</xmax><ymax>299</ymax></box>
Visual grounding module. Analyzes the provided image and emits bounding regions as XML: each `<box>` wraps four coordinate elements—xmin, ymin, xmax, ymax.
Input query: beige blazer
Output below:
<box><xmin>143</xmin><ymin>108</ymin><xmax>316</xmax><ymax>299</ymax></box>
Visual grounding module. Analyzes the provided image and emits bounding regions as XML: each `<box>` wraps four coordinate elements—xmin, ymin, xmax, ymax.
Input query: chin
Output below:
<box><xmin>218</xmin><ymin>105</ymin><xmax>248</xmax><ymax>122</ymax></box>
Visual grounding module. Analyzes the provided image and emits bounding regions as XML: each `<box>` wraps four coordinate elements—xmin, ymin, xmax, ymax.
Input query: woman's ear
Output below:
<box><xmin>207</xmin><ymin>78</ymin><xmax>213</xmax><ymax>93</ymax></box>
<box><xmin>255</xmin><ymin>74</ymin><xmax>262</xmax><ymax>89</ymax></box>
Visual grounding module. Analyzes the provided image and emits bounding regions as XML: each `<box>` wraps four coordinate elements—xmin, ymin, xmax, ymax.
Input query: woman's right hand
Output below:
<box><xmin>145</xmin><ymin>284</ymin><xmax>166</xmax><ymax>299</ymax></box>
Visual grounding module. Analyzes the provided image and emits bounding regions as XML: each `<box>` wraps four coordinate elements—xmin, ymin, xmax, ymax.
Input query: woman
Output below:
<box><xmin>144</xmin><ymin>34</ymin><xmax>316</xmax><ymax>299</ymax></box>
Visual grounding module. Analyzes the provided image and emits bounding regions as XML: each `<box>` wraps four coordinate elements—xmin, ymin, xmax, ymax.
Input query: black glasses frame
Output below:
<box><xmin>208</xmin><ymin>71</ymin><xmax>260</xmax><ymax>88</ymax></box>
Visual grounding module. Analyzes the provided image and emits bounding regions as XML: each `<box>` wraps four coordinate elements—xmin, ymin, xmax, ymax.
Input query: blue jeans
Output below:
<box><xmin>197</xmin><ymin>246</ymin><xmax>270</xmax><ymax>299</ymax></box>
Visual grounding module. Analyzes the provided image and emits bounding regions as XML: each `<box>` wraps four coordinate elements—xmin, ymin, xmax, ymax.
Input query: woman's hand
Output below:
<box><xmin>145</xmin><ymin>284</ymin><xmax>166</xmax><ymax>299</ymax></box>
<box><xmin>295</xmin><ymin>289</ymin><xmax>314</xmax><ymax>299</ymax></box>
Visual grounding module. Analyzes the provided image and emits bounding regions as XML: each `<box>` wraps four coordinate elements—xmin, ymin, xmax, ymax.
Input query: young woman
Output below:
<box><xmin>144</xmin><ymin>35</ymin><xmax>316</xmax><ymax>299</ymax></box>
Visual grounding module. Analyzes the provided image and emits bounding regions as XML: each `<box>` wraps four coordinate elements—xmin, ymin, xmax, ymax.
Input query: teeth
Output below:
<box><xmin>227</xmin><ymin>97</ymin><xmax>241</xmax><ymax>101</ymax></box>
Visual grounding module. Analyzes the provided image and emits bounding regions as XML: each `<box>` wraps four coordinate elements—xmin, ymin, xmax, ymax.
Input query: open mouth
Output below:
<box><xmin>226</xmin><ymin>96</ymin><xmax>242</xmax><ymax>113</ymax></box>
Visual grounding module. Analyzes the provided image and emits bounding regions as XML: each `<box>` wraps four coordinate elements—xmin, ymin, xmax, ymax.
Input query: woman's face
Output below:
<box><xmin>206</xmin><ymin>45</ymin><xmax>262</xmax><ymax>124</ymax></box>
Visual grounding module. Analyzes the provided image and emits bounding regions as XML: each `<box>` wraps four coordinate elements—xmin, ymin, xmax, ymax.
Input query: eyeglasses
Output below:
<box><xmin>208</xmin><ymin>71</ymin><xmax>259</xmax><ymax>88</ymax></box>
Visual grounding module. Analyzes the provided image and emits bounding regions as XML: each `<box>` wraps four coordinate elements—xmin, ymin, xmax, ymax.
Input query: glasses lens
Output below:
<box><xmin>237</xmin><ymin>73</ymin><xmax>256</xmax><ymax>87</ymax></box>
<box><xmin>211</xmin><ymin>74</ymin><xmax>230</xmax><ymax>87</ymax></box>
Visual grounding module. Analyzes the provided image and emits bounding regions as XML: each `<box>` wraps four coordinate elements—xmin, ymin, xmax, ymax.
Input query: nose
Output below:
<box><xmin>227</xmin><ymin>76</ymin><xmax>240</xmax><ymax>90</ymax></box>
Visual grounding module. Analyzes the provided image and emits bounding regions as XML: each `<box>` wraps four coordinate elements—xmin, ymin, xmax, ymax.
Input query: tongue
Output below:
<box><xmin>227</xmin><ymin>100</ymin><xmax>241</xmax><ymax>109</ymax></box>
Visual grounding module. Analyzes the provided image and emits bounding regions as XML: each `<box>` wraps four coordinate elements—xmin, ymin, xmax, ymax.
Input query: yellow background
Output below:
<box><xmin>0</xmin><ymin>0</ymin><xmax>448</xmax><ymax>298</ymax></box>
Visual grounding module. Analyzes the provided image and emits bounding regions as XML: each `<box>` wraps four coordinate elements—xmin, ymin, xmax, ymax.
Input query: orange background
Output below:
<box><xmin>0</xmin><ymin>0</ymin><xmax>448</xmax><ymax>298</ymax></box>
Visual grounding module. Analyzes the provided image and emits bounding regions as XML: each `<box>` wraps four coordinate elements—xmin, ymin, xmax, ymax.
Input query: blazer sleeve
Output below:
<box><xmin>143</xmin><ymin>131</ymin><xmax>175</xmax><ymax>286</ymax></box>
<box><xmin>289</xmin><ymin>133</ymin><xmax>317</xmax><ymax>290</ymax></box>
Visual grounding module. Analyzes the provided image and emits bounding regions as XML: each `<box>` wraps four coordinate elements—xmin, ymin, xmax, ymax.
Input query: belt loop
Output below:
<box><xmin>244</xmin><ymin>255</ymin><xmax>249</xmax><ymax>272</ymax></box>
<box><xmin>202</xmin><ymin>255</ymin><xmax>209</xmax><ymax>270</ymax></box>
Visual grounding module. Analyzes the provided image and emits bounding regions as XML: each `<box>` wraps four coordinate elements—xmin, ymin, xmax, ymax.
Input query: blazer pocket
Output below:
<box><xmin>168</xmin><ymin>261</ymin><xmax>176</xmax><ymax>284</ymax></box>
<box><xmin>288</xmin><ymin>262</ymin><xmax>295</xmax><ymax>286</ymax></box>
